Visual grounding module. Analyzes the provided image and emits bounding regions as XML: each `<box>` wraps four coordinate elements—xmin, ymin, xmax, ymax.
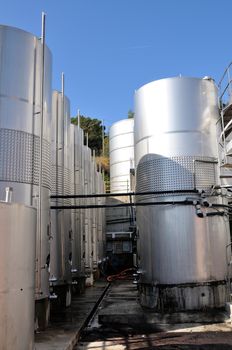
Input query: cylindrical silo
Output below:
<box><xmin>108</xmin><ymin>119</ymin><xmax>135</xmax><ymax>234</ymax></box>
<box><xmin>71</xmin><ymin>125</ymin><xmax>86</xmax><ymax>292</ymax></box>
<box><xmin>0</xmin><ymin>201</ymin><xmax>36</xmax><ymax>350</ymax></box>
<box><xmin>96</xmin><ymin>170</ymin><xmax>105</xmax><ymax>261</ymax></box>
<box><xmin>0</xmin><ymin>25</ymin><xmax>52</xmax><ymax>328</ymax></box>
<box><xmin>109</xmin><ymin>119</ymin><xmax>134</xmax><ymax>194</ymax></box>
<box><xmin>91</xmin><ymin>153</ymin><xmax>98</xmax><ymax>271</ymax></box>
<box><xmin>135</xmin><ymin>77</ymin><xmax>231</xmax><ymax>311</ymax></box>
<box><xmin>50</xmin><ymin>90</ymin><xmax>72</xmax><ymax>307</ymax></box>
<box><xmin>83</xmin><ymin>145</ymin><xmax>94</xmax><ymax>286</ymax></box>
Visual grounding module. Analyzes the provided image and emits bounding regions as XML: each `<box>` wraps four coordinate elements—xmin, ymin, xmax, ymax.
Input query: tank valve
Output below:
<box><xmin>49</xmin><ymin>293</ymin><xmax>58</xmax><ymax>300</ymax></box>
<box><xmin>49</xmin><ymin>276</ymin><xmax>57</xmax><ymax>282</ymax></box>
<box><xmin>5</xmin><ymin>187</ymin><xmax>13</xmax><ymax>203</ymax></box>
<box><xmin>195</xmin><ymin>203</ymin><xmax>204</xmax><ymax>218</ymax></box>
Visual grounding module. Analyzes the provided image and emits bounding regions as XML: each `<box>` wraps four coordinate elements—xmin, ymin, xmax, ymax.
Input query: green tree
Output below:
<box><xmin>128</xmin><ymin>109</ymin><xmax>134</xmax><ymax>119</ymax></box>
<box><xmin>71</xmin><ymin>115</ymin><xmax>104</xmax><ymax>156</ymax></box>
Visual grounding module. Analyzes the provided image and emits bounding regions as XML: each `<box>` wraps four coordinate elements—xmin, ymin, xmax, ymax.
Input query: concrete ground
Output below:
<box><xmin>76</xmin><ymin>281</ymin><xmax>232</xmax><ymax>350</ymax></box>
<box><xmin>35</xmin><ymin>281</ymin><xmax>108</xmax><ymax>350</ymax></box>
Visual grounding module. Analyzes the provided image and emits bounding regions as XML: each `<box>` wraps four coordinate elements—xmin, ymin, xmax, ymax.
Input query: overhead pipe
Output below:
<box><xmin>50</xmin><ymin>189</ymin><xmax>199</xmax><ymax>199</ymax></box>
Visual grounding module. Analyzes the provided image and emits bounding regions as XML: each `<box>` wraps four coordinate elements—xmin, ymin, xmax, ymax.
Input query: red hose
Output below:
<box><xmin>107</xmin><ymin>267</ymin><xmax>136</xmax><ymax>282</ymax></box>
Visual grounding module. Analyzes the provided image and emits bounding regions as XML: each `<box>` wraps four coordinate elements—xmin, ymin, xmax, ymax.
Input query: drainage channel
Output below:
<box><xmin>75</xmin><ymin>282</ymin><xmax>111</xmax><ymax>344</ymax></box>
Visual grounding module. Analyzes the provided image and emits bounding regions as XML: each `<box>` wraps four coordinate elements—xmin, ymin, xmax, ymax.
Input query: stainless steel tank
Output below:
<box><xmin>91</xmin><ymin>154</ymin><xmax>98</xmax><ymax>270</ymax></box>
<box><xmin>83</xmin><ymin>145</ymin><xmax>94</xmax><ymax>285</ymax></box>
<box><xmin>0</xmin><ymin>202</ymin><xmax>36</xmax><ymax>350</ymax></box>
<box><xmin>135</xmin><ymin>77</ymin><xmax>231</xmax><ymax>311</ymax></box>
<box><xmin>70</xmin><ymin>125</ymin><xmax>86</xmax><ymax>281</ymax></box>
<box><xmin>50</xmin><ymin>91</ymin><xmax>72</xmax><ymax>306</ymax></box>
<box><xmin>109</xmin><ymin>119</ymin><xmax>134</xmax><ymax>194</ymax></box>
<box><xmin>0</xmin><ymin>25</ymin><xmax>52</xmax><ymax>325</ymax></box>
<box><xmin>96</xmin><ymin>170</ymin><xmax>105</xmax><ymax>261</ymax></box>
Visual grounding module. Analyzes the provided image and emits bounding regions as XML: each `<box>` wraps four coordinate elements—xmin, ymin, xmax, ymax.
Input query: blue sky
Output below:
<box><xmin>1</xmin><ymin>0</ymin><xmax>232</xmax><ymax>130</ymax></box>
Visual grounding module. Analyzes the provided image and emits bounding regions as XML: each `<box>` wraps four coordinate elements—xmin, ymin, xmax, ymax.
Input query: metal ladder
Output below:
<box><xmin>218</xmin><ymin>62</ymin><xmax>232</xmax><ymax>168</ymax></box>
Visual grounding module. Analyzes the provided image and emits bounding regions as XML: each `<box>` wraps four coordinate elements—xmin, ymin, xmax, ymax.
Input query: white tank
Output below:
<box><xmin>135</xmin><ymin>77</ymin><xmax>231</xmax><ymax>311</ymax></box>
<box><xmin>0</xmin><ymin>25</ymin><xmax>52</xmax><ymax>326</ymax></box>
<box><xmin>0</xmin><ymin>202</ymin><xmax>36</xmax><ymax>350</ymax></box>
<box><xmin>50</xmin><ymin>91</ymin><xmax>72</xmax><ymax>305</ymax></box>
<box><xmin>71</xmin><ymin>124</ymin><xmax>85</xmax><ymax>279</ymax></box>
<box><xmin>109</xmin><ymin>119</ymin><xmax>134</xmax><ymax>193</ymax></box>
<box><xmin>83</xmin><ymin>146</ymin><xmax>93</xmax><ymax>284</ymax></box>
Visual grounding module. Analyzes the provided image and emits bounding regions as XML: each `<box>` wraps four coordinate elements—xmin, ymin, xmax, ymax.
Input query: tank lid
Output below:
<box><xmin>202</xmin><ymin>76</ymin><xmax>214</xmax><ymax>82</ymax></box>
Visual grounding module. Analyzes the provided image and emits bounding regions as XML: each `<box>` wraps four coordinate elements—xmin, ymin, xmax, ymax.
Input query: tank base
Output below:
<box><xmin>50</xmin><ymin>284</ymin><xmax>72</xmax><ymax>311</ymax></box>
<box><xmin>85</xmin><ymin>273</ymin><xmax>94</xmax><ymax>287</ymax></box>
<box><xmin>138</xmin><ymin>281</ymin><xmax>228</xmax><ymax>312</ymax></box>
<box><xmin>35</xmin><ymin>298</ymin><xmax>50</xmax><ymax>331</ymax></box>
<box><xmin>72</xmin><ymin>276</ymin><xmax>86</xmax><ymax>294</ymax></box>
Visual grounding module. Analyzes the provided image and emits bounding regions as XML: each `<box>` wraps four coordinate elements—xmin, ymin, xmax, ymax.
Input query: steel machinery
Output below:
<box><xmin>50</xmin><ymin>90</ymin><xmax>72</xmax><ymax>307</ymax></box>
<box><xmin>0</xmin><ymin>25</ymin><xmax>52</xmax><ymax>327</ymax></box>
<box><xmin>0</xmin><ymin>200</ymin><xmax>36</xmax><ymax>350</ymax></box>
<box><xmin>135</xmin><ymin>77</ymin><xmax>231</xmax><ymax>311</ymax></box>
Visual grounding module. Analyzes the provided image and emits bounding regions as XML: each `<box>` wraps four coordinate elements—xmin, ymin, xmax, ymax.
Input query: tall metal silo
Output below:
<box><xmin>83</xmin><ymin>145</ymin><xmax>94</xmax><ymax>285</ymax></box>
<box><xmin>91</xmin><ymin>152</ymin><xmax>98</xmax><ymax>271</ymax></box>
<box><xmin>50</xmin><ymin>90</ymin><xmax>72</xmax><ymax>307</ymax></box>
<box><xmin>0</xmin><ymin>25</ymin><xmax>52</xmax><ymax>328</ymax></box>
<box><xmin>0</xmin><ymin>201</ymin><xmax>36</xmax><ymax>350</ymax></box>
<box><xmin>109</xmin><ymin>119</ymin><xmax>134</xmax><ymax>194</ymax></box>
<box><xmin>108</xmin><ymin>119</ymin><xmax>135</xmax><ymax>235</ymax></box>
<box><xmin>135</xmin><ymin>77</ymin><xmax>231</xmax><ymax>311</ymax></box>
<box><xmin>96</xmin><ymin>170</ymin><xmax>105</xmax><ymax>261</ymax></box>
<box><xmin>71</xmin><ymin>124</ymin><xmax>86</xmax><ymax>290</ymax></box>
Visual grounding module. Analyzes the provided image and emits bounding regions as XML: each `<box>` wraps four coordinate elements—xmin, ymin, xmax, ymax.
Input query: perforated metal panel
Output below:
<box><xmin>0</xmin><ymin>128</ymin><xmax>51</xmax><ymax>189</ymax></box>
<box><xmin>136</xmin><ymin>155</ymin><xmax>217</xmax><ymax>198</ymax></box>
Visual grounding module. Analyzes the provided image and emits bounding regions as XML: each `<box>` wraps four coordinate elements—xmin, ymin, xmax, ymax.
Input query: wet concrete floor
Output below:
<box><xmin>76</xmin><ymin>281</ymin><xmax>232</xmax><ymax>350</ymax></box>
<box><xmin>35</xmin><ymin>281</ymin><xmax>108</xmax><ymax>350</ymax></box>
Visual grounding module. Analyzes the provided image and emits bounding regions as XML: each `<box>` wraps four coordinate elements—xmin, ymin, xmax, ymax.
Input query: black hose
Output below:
<box><xmin>50</xmin><ymin>189</ymin><xmax>198</xmax><ymax>199</ymax></box>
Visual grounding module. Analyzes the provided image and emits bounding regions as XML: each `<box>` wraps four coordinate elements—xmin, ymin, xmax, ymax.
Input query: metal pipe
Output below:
<box><xmin>102</xmin><ymin>119</ymin><xmax>104</xmax><ymax>156</ymax></box>
<box><xmin>38</xmin><ymin>11</ymin><xmax>46</xmax><ymax>292</ymax></box>
<box><xmin>78</xmin><ymin>109</ymin><xmax>80</xmax><ymax>129</ymax></box>
<box><xmin>5</xmin><ymin>187</ymin><xmax>13</xmax><ymax>203</ymax></box>
<box><xmin>86</xmin><ymin>133</ymin><xmax>88</xmax><ymax>147</ymax></box>
<box><xmin>50</xmin><ymin>189</ymin><xmax>199</xmax><ymax>199</ymax></box>
<box><xmin>218</xmin><ymin>61</ymin><xmax>232</xmax><ymax>89</ymax></box>
<box><xmin>61</xmin><ymin>72</ymin><xmax>65</xmax><ymax>277</ymax></box>
<box><xmin>51</xmin><ymin>200</ymin><xmax>195</xmax><ymax>210</ymax></box>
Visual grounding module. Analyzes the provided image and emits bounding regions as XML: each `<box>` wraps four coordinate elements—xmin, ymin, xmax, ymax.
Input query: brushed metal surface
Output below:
<box><xmin>0</xmin><ymin>25</ymin><xmax>52</xmax><ymax>300</ymax></box>
<box><xmin>83</xmin><ymin>146</ymin><xmax>93</xmax><ymax>273</ymax></box>
<box><xmin>50</xmin><ymin>91</ymin><xmax>71</xmax><ymax>286</ymax></box>
<box><xmin>71</xmin><ymin>126</ymin><xmax>85</xmax><ymax>276</ymax></box>
<box><xmin>135</xmin><ymin>77</ymin><xmax>230</xmax><ymax>289</ymax></box>
<box><xmin>0</xmin><ymin>202</ymin><xmax>36</xmax><ymax>350</ymax></box>
<box><xmin>109</xmin><ymin>119</ymin><xmax>134</xmax><ymax>193</ymax></box>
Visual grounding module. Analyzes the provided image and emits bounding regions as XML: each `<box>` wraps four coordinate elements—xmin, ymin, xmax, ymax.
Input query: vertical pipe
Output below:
<box><xmin>31</xmin><ymin>37</ymin><xmax>37</xmax><ymax>207</ymax></box>
<box><xmin>78</xmin><ymin>109</ymin><xmax>80</xmax><ymax>129</ymax></box>
<box><xmin>86</xmin><ymin>133</ymin><xmax>88</xmax><ymax>147</ymax></box>
<box><xmin>38</xmin><ymin>11</ymin><xmax>46</xmax><ymax>291</ymax></box>
<box><xmin>61</xmin><ymin>72</ymin><xmax>65</xmax><ymax>277</ymax></box>
<box><xmin>102</xmin><ymin>120</ymin><xmax>104</xmax><ymax>157</ymax></box>
<box><xmin>5</xmin><ymin>187</ymin><xmax>13</xmax><ymax>203</ymax></box>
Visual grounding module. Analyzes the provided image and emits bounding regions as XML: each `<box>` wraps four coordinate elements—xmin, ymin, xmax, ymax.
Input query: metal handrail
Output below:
<box><xmin>219</xmin><ymin>79</ymin><xmax>232</xmax><ymax>101</ymax></box>
<box><xmin>218</xmin><ymin>61</ymin><xmax>232</xmax><ymax>89</ymax></box>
